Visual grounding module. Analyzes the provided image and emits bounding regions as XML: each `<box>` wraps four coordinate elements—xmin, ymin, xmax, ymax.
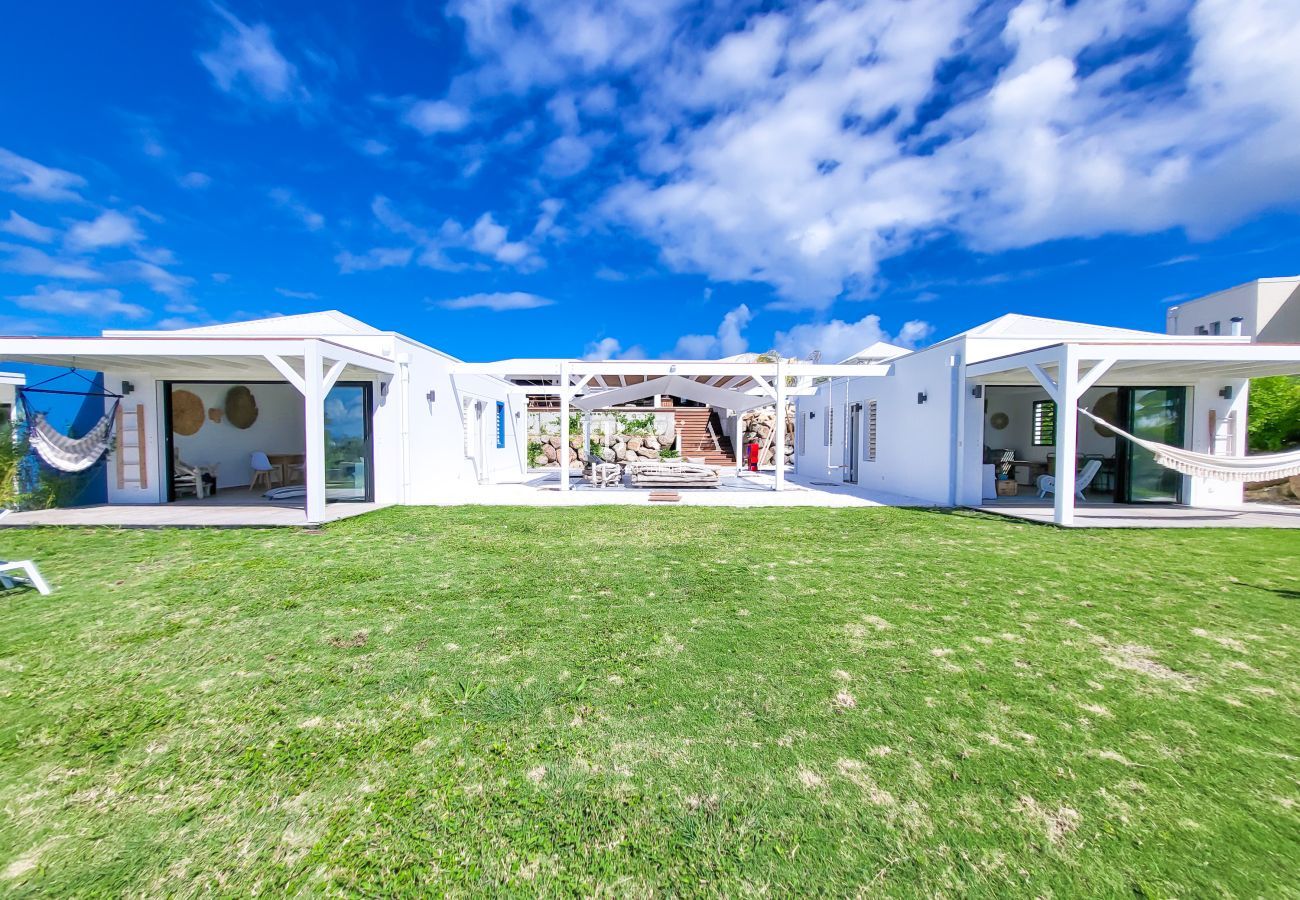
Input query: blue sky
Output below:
<box><xmin>1</xmin><ymin>0</ymin><xmax>1298</xmax><ymax>363</ymax></box>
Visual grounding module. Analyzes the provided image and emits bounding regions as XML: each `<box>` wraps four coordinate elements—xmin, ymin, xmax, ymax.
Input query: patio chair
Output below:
<box><xmin>584</xmin><ymin>454</ymin><xmax>621</xmax><ymax>488</ymax></box>
<box><xmin>1036</xmin><ymin>458</ymin><xmax>1102</xmax><ymax>501</ymax></box>
<box><xmin>0</xmin><ymin>559</ymin><xmax>52</xmax><ymax>595</ymax></box>
<box><xmin>174</xmin><ymin>460</ymin><xmax>204</xmax><ymax>498</ymax></box>
<box><xmin>249</xmin><ymin>451</ymin><xmax>283</xmax><ymax>492</ymax></box>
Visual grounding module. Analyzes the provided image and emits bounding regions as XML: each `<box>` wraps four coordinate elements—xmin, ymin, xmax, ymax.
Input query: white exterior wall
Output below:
<box><xmin>1185</xmin><ymin>377</ymin><xmax>1249</xmax><ymax>507</ymax></box>
<box><xmin>794</xmin><ymin>342</ymin><xmax>963</xmax><ymax>505</ymax></box>
<box><xmin>105</xmin><ymin>374</ymin><xmax>164</xmax><ymax>504</ymax></box>
<box><xmin>1166</xmin><ymin>277</ymin><xmax>1300</xmax><ymax>341</ymax></box>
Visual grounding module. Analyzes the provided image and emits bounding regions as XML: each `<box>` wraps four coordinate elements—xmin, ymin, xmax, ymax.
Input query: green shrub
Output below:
<box><xmin>1248</xmin><ymin>376</ymin><xmax>1300</xmax><ymax>452</ymax></box>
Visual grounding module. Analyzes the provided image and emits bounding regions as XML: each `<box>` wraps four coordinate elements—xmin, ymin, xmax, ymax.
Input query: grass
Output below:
<box><xmin>1</xmin><ymin>507</ymin><xmax>1297</xmax><ymax>896</ymax></box>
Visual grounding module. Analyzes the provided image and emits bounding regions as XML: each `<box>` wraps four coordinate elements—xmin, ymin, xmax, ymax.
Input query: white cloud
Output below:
<box><xmin>211</xmin><ymin>272</ymin><xmax>232</xmax><ymax>283</ymax></box>
<box><xmin>359</xmin><ymin>138</ymin><xmax>390</xmax><ymax>156</ymax></box>
<box><xmin>468</xmin><ymin>213</ymin><xmax>537</xmax><ymax>267</ymax></box>
<box><xmin>773</xmin><ymin>313</ymin><xmax>933</xmax><ymax>363</ymax></box>
<box><xmin>199</xmin><ymin>4</ymin><xmax>304</xmax><ymax>104</ymax></box>
<box><xmin>269</xmin><ymin>187</ymin><xmax>325</xmax><ymax>231</ymax></box>
<box><xmin>438</xmin><ymin>291</ymin><xmax>554</xmax><ymax>311</ymax></box>
<box><xmin>130</xmin><ymin>260</ymin><xmax>193</xmax><ymax>299</ymax></box>
<box><xmin>449</xmin><ymin>0</ymin><xmax>1300</xmax><ymax>309</ymax></box>
<box><xmin>0</xmin><ymin>242</ymin><xmax>103</xmax><ymax>280</ymax></box>
<box><xmin>9</xmin><ymin>286</ymin><xmax>148</xmax><ymax>319</ymax></box>
<box><xmin>65</xmin><ymin>210</ymin><xmax>142</xmax><ymax>251</ymax></box>
<box><xmin>669</xmin><ymin>304</ymin><xmax>752</xmax><ymax>358</ymax></box>
<box><xmin>179</xmin><ymin>171</ymin><xmax>212</xmax><ymax>189</ymax></box>
<box><xmin>0</xmin><ymin>147</ymin><xmax>86</xmax><ymax>202</ymax></box>
<box><xmin>275</xmin><ymin>287</ymin><xmax>320</xmax><ymax>300</ymax></box>
<box><xmin>1</xmin><ymin>211</ymin><xmax>56</xmax><ymax>243</ymax></box>
<box><xmin>403</xmin><ymin>99</ymin><xmax>470</xmax><ymax>134</ymax></box>
<box><xmin>335</xmin><ymin>247</ymin><xmax>413</xmax><ymax>273</ymax></box>
<box><xmin>583</xmin><ymin>336</ymin><xmax>646</xmax><ymax>360</ymax></box>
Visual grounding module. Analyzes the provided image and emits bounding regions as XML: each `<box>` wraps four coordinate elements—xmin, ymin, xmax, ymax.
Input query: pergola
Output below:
<box><xmin>967</xmin><ymin>340</ymin><xmax>1300</xmax><ymax>525</ymax></box>
<box><xmin>0</xmin><ymin>335</ymin><xmax>396</xmax><ymax>524</ymax></box>
<box><xmin>453</xmin><ymin>358</ymin><xmax>890</xmax><ymax>490</ymax></box>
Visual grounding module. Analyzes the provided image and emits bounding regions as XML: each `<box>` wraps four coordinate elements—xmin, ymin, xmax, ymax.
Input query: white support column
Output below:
<box><xmin>583</xmin><ymin>413</ymin><xmax>592</xmax><ymax>470</ymax></box>
<box><xmin>303</xmin><ymin>340</ymin><xmax>327</xmax><ymax>526</ymax></box>
<box><xmin>774</xmin><ymin>359</ymin><xmax>787</xmax><ymax>490</ymax></box>
<box><xmin>558</xmin><ymin>362</ymin><xmax>570</xmax><ymax>491</ymax></box>
<box><xmin>1053</xmin><ymin>345</ymin><xmax>1079</xmax><ymax>526</ymax></box>
<box><xmin>734</xmin><ymin>410</ymin><xmax>744</xmax><ymax>475</ymax></box>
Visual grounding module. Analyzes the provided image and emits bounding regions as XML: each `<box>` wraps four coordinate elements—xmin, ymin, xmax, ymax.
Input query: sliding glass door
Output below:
<box><xmin>1116</xmin><ymin>387</ymin><xmax>1185</xmax><ymax>504</ymax></box>
<box><xmin>324</xmin><ymin>382</ymin><xmax>373</xmax><ymax>503</ymax></box>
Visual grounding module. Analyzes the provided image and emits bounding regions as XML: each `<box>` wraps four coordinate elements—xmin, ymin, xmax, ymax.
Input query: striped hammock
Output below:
<box><xmin>25</xmin><ymin>407</ymin><xmax>118</xmax><ymax>473</ymax></box>
<box><xmin>1078</xmin><ymin>407</ymin><xmax>1300</xmax><ymax>482</ymax></box>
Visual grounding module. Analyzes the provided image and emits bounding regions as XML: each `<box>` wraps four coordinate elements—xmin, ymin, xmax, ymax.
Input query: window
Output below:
<box><xmin>823</xmin><ymin>405</ymin><xmax>832</xmax><ymax>446</ymax></box>
<box><xmin>495</xmin><ymin>401</ymin><xmax>506</xmax><ymax>449</ymax></box>
<box><xmin>864</xmin><ymin>401</ymin><xmax>877</xmax><ymax>461</ymax></box>
<box><xmin>1210</xmin><ymin>321</ymin><xmax>1221</xmax><ymax>335</ymax></box>
<box><xmin>1194</xmin><ymin>325</ymin><xmax>1208</xmax><ymax>335</ymax></box>
<box><xmin>799</xmin><ymin>413</ymin><xmax>807</xmax><ymax>455</ymax></box>
<box><xmin>1032</xmin><ymin>399</ymin><xmax>1056</xmax><ymax>446</ymax></box>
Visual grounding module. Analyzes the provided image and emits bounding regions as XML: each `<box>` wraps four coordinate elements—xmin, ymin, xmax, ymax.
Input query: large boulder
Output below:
<box><xmin>638</xmin><ymin>446</ymin><xmax>659</xmax><ymax>458</ymax></box>
<box><xmin>626</xmin><ymin>437</ymin><xmax>643</xmax><ymax>451</ymax></box>
<box><xmin>569</xmin><ymin>435</ymin><xmax>584</xmax><ymax>450</ymax></box>
<box><xmin>644</xmin><ymin>436</ymin><xmax>660</xmax><ymax>451</ymax></box>
<box><xmin>599</xmin><ymin>446</ymin><xmax>616</xmax><ymax>462</ymax></box>
<box><xmin>542</xmin><ymin>443</ymin><xmax>558</xmax><ymax>462</ymax></box>
<box><xmin>658</xmin><ymin>428</ymin><xmax>676</xmax><ymax>449</ymax></box>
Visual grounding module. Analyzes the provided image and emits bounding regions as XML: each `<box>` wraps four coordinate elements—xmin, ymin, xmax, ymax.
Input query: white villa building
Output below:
<box><xmin>1</xmin><ymin>305</ymin><xmax>1298</xmax><ymax>528</ymax></box>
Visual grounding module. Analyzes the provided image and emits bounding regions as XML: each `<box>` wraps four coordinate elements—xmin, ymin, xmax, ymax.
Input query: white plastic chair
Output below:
<box><xmin>0</xmin><ymin>560</ymin><xmax>51</xmax><ymax>595</ymax></box>
<box><xmin>249</xmin><ymin>451</ymin><xmax>283</xmax><ymax>492</ymax></box>
<box><xmin>1036</xmin><ymin>458</ymin><xmax>1102</xmax><ymax>501</ymax></box>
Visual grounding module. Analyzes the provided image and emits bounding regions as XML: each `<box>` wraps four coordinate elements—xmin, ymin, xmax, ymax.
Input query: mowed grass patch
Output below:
<box><xmin>0</xmin><ymin>506</ymin><xmax>1296</xmax><ymax>896</ymax></box>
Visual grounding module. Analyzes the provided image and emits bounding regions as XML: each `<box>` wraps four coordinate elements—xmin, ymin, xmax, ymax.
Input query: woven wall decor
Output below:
<box><xmin>988</xmin><ymin>411</ymin><xmax>1010</xmax><ymax>431</ymax></box>
<box><xmin>225</xmin><ymin>385</ymin><xmax>259</xmax><ymax>429</ymax></box>
<box><xmin>171</xmin><ymin>389</ymin><xmax>205</xmax><ymax>436</ymax></box>
<box><xmin>1092</xmin><ymin>391</ymin><xmax>1119</xmax><ymax>436</ymax></box>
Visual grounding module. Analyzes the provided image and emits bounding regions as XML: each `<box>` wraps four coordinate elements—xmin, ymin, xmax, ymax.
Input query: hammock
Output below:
<box><xmin>23</xmin><ymin>405</ymin><xmax>119</xmax><ymax>473</ymax></box>
<box><xmin>1078</xmin><ymin>407</ymin><xmax>1300</xmax><ymax>482</ymax></box>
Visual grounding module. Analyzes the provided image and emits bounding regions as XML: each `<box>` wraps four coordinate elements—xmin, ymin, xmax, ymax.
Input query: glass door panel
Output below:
<box><xmin>1117</xmin><ymin>387</ymin><xmax>1185</xmax><ymax>503</ymax></box>
<box><xmin>324</xmin><ymin>383</ymin><xmax>372</xmax><ymax>503</ymax></box>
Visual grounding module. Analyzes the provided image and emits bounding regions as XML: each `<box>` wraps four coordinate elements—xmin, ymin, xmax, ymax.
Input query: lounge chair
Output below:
<box><xmin>627</xmin><ymin>459</ymin><xmax>720</xmax><ymax>489</ymax></box>
<box><xmin>0</xmin><ymin>559</ymin><xmax>52</xmax><ymax>595</ymax></box>
<box><xmin>1036</xmin><ymin>458</ymin><xmax>1102</xmax><ymax>501</ymax></box>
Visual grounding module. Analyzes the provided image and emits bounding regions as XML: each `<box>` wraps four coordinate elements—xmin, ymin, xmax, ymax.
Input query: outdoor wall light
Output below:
<box><xmin>970</xmin><ymin>385</ymin><xmax>983</xmax><ymax>399</ymax></box>
<box><xmin>917</xmin><ymin>391</ymin><xmax>928</xmax><ymax>404</ymax></box>
<box><xmin>1219</xmin><ymin>386</ymin><xmax>1233</xmax><ymax>400</ymax></box>
<box><xmin>426</xmin><ymin>390</ymin><xmax>436</xmax><ymax>403</ymax></box>
<box><xmin>121</xmin><ymin>381</ymin><xmax>134</xmax><ymax>395</ymax></box>
<box><xmin>809</xmin><ymin>411</ymin><xmax>816</xmax><ymax>419</ymax></box>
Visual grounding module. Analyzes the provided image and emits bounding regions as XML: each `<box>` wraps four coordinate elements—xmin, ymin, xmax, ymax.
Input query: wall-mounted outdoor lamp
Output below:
<box><xmin>809</xmin><ymin>411</ymin><xmax>816</xmax><ymax>419</ymax></box>
<box><xmin>426</xmin><ymin>390</ymin><xmax>436</xmax><ymax>403</ymax></box>
<box><xmin>1219</xmin><ymin>386</ymin><xmax>1233</xmax><ymax>400</ymax></box>
<box><xmin>970</xmin><ymin>385</ymin><xmax>983</xmax><ymax>399</ymax></box>
<box><xmin>121</xmin><ymin>381</ymin><xmax>134</xmax><ymax>395</ymax></box>
<box><xmin>917</xmin><ymin>391</ymin><xmax>928</xmax><ymax>404</ymax></box>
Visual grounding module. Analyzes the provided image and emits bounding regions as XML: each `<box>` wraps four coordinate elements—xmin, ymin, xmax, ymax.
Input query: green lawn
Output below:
<box><xmin>1</xmin><ymin>508</ymin><xmax>1297</xmax><ymax>896</ymax></box>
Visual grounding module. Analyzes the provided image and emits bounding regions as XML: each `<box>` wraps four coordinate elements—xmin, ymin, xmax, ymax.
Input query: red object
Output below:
<box><xmin>746</xmin><ymin>442</ymin><xmax>760</xmax><ymax>472</ymax></box>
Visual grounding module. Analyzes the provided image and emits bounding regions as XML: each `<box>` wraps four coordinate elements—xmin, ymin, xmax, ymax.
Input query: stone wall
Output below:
<box><xmin>740</xmin><ymin>404</ymin><xmax>795</xmax><ymax>467</ymax></box>
<box><xmin>531</xmin><ymin>427</ymin><xmax>678</xmax><ymax>468</ymax></box>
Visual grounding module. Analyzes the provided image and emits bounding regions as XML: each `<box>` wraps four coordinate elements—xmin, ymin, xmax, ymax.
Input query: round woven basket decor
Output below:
<box><xmin>171</xmin><ymin>390</ymin><xmax>204</xmax><ymax>436</ymax></box>
<box><xmin>1092</xmin><ymin>390</ymin><xmax>1120</xmax><ymax>436</ymax></box>
<box><xmin>225</xmin><ymin>385</ymin><xmax>259</xmax><ymax>429</ymax></box>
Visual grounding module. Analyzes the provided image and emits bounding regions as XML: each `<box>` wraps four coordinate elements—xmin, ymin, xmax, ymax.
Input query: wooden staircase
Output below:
<box><xmin>673</xmin><ymin>408</ymin><xmax>736</xmax><ymax>465</ymax></box>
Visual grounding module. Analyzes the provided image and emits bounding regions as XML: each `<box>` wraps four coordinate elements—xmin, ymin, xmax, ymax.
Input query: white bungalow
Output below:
<box><xmin>794</xmin><ymin>313</ymin><xmax>1300</xmax><ymax>525</ymax></box>
<box><xmin>1</xmin><ymin>308</ymin><xmax>1298</xmax><ymax>527</ymax></box>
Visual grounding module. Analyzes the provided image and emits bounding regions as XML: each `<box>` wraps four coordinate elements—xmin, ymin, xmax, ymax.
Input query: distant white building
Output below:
<box><xmin>1167</xmin><ymin>276</ymin><xmax>1300</xmax><ymax>342</ymax></box>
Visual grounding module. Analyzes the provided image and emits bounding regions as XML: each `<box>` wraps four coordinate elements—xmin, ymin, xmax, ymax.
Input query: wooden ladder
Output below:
<box><xmin>115</xmin><ymin>403</ymin><xmax>148</xmax><ymax>490</ymax></box>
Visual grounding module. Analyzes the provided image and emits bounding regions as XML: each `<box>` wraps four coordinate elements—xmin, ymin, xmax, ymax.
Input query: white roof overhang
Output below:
<box><xmin>0</xmin><ymin>336</ymin><xmax>397</xmax><ymax>383</ymax></box>
<box><xmin>967</xmin><ymin>341</ymin><xmax>1300</xmax><ymax>386</ymax></box>
<box><xmin>570</xmin><ymin>374</ymin><xmax>775</xmax><ymax>412</ymax></box>
<box><xmin>453</xmin><ymin>359</ymin><xmax>891</xmax><ymax>398</ymax></box>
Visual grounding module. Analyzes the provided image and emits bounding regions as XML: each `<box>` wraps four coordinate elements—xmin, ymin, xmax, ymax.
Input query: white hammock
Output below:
<box><xmin>1078</xmin><ymin>407</ymin><xmax>1300</xmax><ymax>482</ymax></box>
<box><xmin>26</xmin><ymin>410</ymin><xmax>117</xmax><ymax>473</ymax></box>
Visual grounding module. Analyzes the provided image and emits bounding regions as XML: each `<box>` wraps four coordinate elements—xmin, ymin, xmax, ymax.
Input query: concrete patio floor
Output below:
<box><xmin>0</xmin><ymin>487</ymin><xmax>385</xmax><ymax>528</ymax></box>
<box><xmin>429</xmin><ymin>469</ymin><xmax>938</xmax><ymax>508</ymax></box>
<box><xmin>971</xmin><ymin>499</ymin><xmax>1300</xmax><ymax>528</ymax></box>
